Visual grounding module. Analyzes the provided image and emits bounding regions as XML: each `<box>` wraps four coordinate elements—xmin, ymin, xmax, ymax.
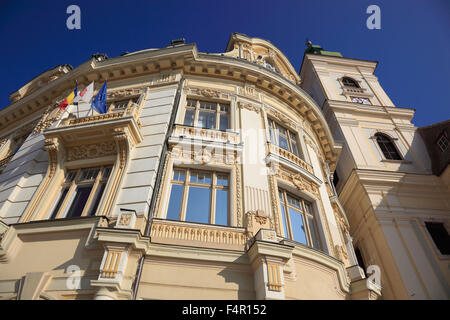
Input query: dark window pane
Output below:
<box><xmin>198</xmin><ymin>111</ymin><xmax>216</xmax><ymax>129</ymax></box>
<box><xmin>183</xmin><ymin>109</ymin><xmax>195</xmax><ymax>126</ymax></box>
<box><xmin>219</xmin><ymin>104</ymin><xmax>229</xmax><ymax>112</ymax></box>
<box><xmin>376</xmin><ymin>134</ymin><xmax>402</xmax><ymax>160</ymax></box>
<box><xmin>290</xmin><ymin>140</ymin><xmax>299</xmax><ymax>157</ymax></box>
<box><xmin>287</xmin><ymin>194</ymin><xmax>302</xmax><ymax>210</ymax></box>
<box><xmin>173</xmin><ymin>169</ymin><xmax>186</xmax><ymax>182</ymax></box>
<box><xmin>425</xmin><ymin>222</ymin><xmax>450</xmax><ymax>255</ymax></box>
<box><xmin>79</xmin><ymin>168</ymin><xmax>99</xmax><ymax>181</ymax></box>
<box><xmin>304</xmin><ymin>202</ymin><xmax>313</xmax><ymax>214</ymax></box>
<box><xmin>289</xmin><ymin>208</ymin><xmax>307</xmax><ymax>245</ymax></box>
<box><xmin>102</xmin><ymin>167</ymin><xmax>112</xmax><ymax>179</ymax></box>
<box><xmin>66</xmin><ymin>185</ymin><xmax>93</xmax><ymax>218</ymax></box>
<box><xmin>219</xmin><ymin>113</ymin><xmax>229</xmax><ymax>131</ymax></box>
<box><xmin>190</xmin><ymin>171</ymin><xmax>211</xmax><ymax>184</ymax></box>
<box><xmin>278</xmin><ymin>135</ymin><xmax>289</xmax><ymax>151</ymax></box>
<box><xmin>199</xmin><ymin>101</ymin><xmax>216</xmax><ymax>111</ymax></box>
<box><xmin>308</xmin><ymin>216</ymin><xmax>321</xmax><ymax>249</ymax></box>
<box><xmin>343</xmin><ymin>77</ymin><xmax>359</xmax><ymax>88</ymax></box>
<box><xmin>88</xmin><ymin>183</ymin><xmax>106</xmax><ymax>216</ymax></box>
<box><xmin>185</xmin><ymin>186</ymin><xmax>211</xmax><ymax>224</ymax></box>
<box><xmin>49</xmin><ymin>187</ymin><xmax>69</xmax><ymax>219</ymax></box>
<box><xmin>355</xmin><ymin>247</ymin><xmax>366</xmax><ymax>273</ymax></box>
<box><xmin>269</xmin><ymin>127</ymin><xmax>276</xmax><ymax>144</ymax></box>
<box><xmin>276</xmin><ymin>124</ymin><xmax>287</xmax><ymax>136</ymax></box>
<box><xmin>217</xmin><ymin>175</ymin><xmax>228</xmax><ymax>186</ymax></box>
<box><xmin>215</xmin><ymin>189</ymin><xmax>228</xmax><ymax>226</ymax></box>
<box><xmin>65</xmin><ymin>171</ymin><xmax>77</xmax><ymax>182</ymax></box>
<box><xmin>186</xmin><ymin>99</ymin><xmax>196</xmax><ymax>108</ymax></box>
<box><xmin>166</xmin><ymin>184</ymin><xmax>184</xmax><ymax>220</ymax></box>
<box><xmin>280</xmin><ymin>205</ymin><xmax>289</xmax><ymax>238</ymax></box>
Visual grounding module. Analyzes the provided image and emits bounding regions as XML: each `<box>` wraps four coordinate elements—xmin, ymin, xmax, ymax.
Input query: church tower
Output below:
<box><xmin>299</xmin><ymin>43</ymin><xmax>450</xmax><ymax>299</ymax></box>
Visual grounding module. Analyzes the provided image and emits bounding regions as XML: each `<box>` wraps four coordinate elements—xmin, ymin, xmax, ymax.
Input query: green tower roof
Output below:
<box><xmin>305</xmin><ymin>43</ymin><xmax>343</xmax><ymax>57</ymax></box>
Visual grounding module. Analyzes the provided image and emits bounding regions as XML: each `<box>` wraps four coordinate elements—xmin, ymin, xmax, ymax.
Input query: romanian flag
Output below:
<box><xmin>58</xmin><ymin>84</ymin><xmax>77</xmax><ymax>110</ymax></box>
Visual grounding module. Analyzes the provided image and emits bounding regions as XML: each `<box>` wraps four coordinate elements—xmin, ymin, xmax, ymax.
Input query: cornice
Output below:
<box><xmin>2</xmin><ymin>41</ymin><xmax>339</xmax><ymax>166</ymax></box>
<box><xmin>95</xmin><ymin>227</ymin><xmax>150</xmax><ymax>252</ymax></box>
<box><xmin>325</xmin><ymin>99</ymin><xmax>415</xmax><ymax>120</ymax></box>
<box><xmin>302</xmin><ymin>53</ymin><xmax>378</xmax><ymax>72</ymax></box>
<box><xmin>192</xmin><ymin>53</ymin><xmax>340</xmax><ymax>164</ymax></box>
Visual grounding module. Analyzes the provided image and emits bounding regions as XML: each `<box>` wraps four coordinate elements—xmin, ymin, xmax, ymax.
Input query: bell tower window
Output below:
<box><xmin>342</xmin><ymin>77</ymin><xmax>359</xmax><ymax>88</ymax></box>
<box><xmin>375</xmin><ymin>133</ymin><xmax>402</xmax><ymax>160</ymax></box>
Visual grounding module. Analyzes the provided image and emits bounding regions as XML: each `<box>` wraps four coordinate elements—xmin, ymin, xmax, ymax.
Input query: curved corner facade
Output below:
<box><xmin>3</xmin><ymin>33</ymin><xmax>440</xmax><ymax>300</ymax></box>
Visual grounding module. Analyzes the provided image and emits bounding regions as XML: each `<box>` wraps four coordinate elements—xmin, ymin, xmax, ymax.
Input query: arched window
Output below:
<box><xmin>342</xmin><ymin>77</ymin><xmax>359</xmax><ymax>88</ymax></box>
<box><xmin>375</xmin><ymin>133</ymin><xmax>402</xmax><ymax>160</ymax></box>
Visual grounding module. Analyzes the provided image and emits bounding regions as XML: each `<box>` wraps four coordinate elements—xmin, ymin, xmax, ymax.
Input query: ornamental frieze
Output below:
<box><xmin>264</xmin><ymin>106</ymin><xmax>297</xmax><ymax>130</ymax></box>
<box><xmin>108</xmin><ymin>88</ymin><xmax>144</xmax><ymax>99</ymax></box>
<box><xmin>184</xmin><ymin>87</ymin><xmax>232</xmax><ymax>100</ymax></box>
<box><xmin>275</xmin><ymin>166</ymin><xmax>319</xmax><ymax>196</ymax></box>
<box><xmin>66</xmin><ymin>141</ymin><xmax>117</xmax><ymax>161</ymax></box>
<box><xmin>238</xmin><ymin>102</ymin><xmax>260</xmax><ymax>114</ymax></box>
<box><xmin>171</xmin><ymin>146</ymin><xmax>238</xmax><ymax>165</ymax></box>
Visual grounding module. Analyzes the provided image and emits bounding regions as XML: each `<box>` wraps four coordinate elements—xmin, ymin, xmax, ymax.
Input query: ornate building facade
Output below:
<box><xmin>300</xmin><ymin>44</ymin><xmax>450</xmax><ymax>299</ymax></box>
<box><xmin>0</xmin><ymin>33</ymin><xmax>446</xmax><ymax>300</ymax></box>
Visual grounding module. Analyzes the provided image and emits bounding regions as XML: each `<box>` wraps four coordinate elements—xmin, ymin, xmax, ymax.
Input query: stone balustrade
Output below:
<box><xmin>150</xmin><ymin>218</ymin><xmax>248</xmax><ymax>251</ymax></box>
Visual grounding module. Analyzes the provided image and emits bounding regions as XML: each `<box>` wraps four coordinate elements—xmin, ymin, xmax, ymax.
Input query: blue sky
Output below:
<box><xmin>0</xmin><ymin>0</ymin><xmax>448</xmax><ymax>126</ymax></box>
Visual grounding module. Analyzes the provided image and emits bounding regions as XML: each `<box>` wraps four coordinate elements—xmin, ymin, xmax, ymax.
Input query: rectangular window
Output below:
<box><xmin>425</xmin><ymin>222</ymin><xmax>450</xmax><ymax>255</ymax></box>
<box><xmin>268</xmin><ymin>119</ymin><xmax>301</xmax><ymax>157</ymax></box>
<box><xmin>183</xmin><ymin>99</ymin><xmax>230</xmax><ymax>131</ymax></box>
<box><xmin>278</xmin><ymin>188</ymin><xmax>321</xmax><ymax>249</ymax></box>
<box><xmin>49</xmin><ymin>166</ymin><xmax>112</xmax><ymax>220</ymax></box>
<box><xmin>107</xmin><ymin>97</ymin><xmax>139</xmax><ymax>111</ymax></box>
<box><xmin>165</xmin><ymin>168</ymin><xmax>229</xmax><ymax>226</ymax></box>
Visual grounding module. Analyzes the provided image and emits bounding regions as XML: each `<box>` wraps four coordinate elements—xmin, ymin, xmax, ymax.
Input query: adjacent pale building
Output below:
<box><xmin>300</xmin><ymin>43</ymin><xmax>450</xmax><ymax>299</ymax></box>
<box><xmin>0</xmin><ymin>33</ymin><xmax>447</xmax><ymax>300</ymax></box>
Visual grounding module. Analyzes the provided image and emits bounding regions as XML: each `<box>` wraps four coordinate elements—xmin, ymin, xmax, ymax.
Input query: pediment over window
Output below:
<box><xmin>224</xmin><ymin>33</ymin><xmax>301</xmax><ymax>85</ymax></box>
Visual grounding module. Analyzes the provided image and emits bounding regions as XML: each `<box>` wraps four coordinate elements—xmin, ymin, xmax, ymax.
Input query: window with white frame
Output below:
<box><xmin>268</xmin><ymin>118</ymin><xmax>301</xmax><ymax>157</ymax></box>
<box><xmin>278</xmin><ymin>188</ymin><xmax>321</xmax><ymax>249</ymax></box>
<box><xmin>183</xmin><ymin>99</ymin><xmax>230</xmax><ymax>131</ymax></box>
<box><xmin>49</xmin><ymin>166</ymin><xmax>112</xmax><ymax>219</ymax></box>
<box><xmin>166</xmin><ymin>168</ymin><xmax>229</xmax><ymax>226</ymax></box>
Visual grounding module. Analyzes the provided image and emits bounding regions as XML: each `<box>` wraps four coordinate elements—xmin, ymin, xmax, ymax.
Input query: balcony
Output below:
<box><xmin>269</xmin><ymin>144</ymin><xmax>314</xmax><ymax>175</ymax></box>
<box><xmin>44</xmin><ymin>103</ymin><xmax>143</xmax><ymax>149</ymax></box>
<box><xmin>170</xmin><ymin>124</ymin><xmax>240</xmax><ymax>144</ymax></box>
<box><xmin>150</xmin><ymin>218</ymin><xmax>248</xmax><ymax>251</ymax></box>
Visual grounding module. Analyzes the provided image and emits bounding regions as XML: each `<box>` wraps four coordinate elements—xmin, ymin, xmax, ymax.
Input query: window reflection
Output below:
<box><xmin>49</xmin><ymin>166</ymin><xmax>112</xmax><ymax>220</ymax></box>
<box><xmin>278</xmin><ymin>188</ymin><xmax>321</xmax><ymax>249</ymax></box>
<box><xmin>183</xmin><ymin>99</ymin><xmax>230</xmax><ymax>131</ymax></box>
<box><xmin>185</xmin><ymin>187</ymin><xmax>211</xmax><ymax>223</ymax></box>
<box><xmin>166</xmin><ymin>168</ymin><xmax>230</xmax><ymax>226</ymax></box>
<box><xmin>268</xmin><ymin>119</ymin><xmax>301</xmax><ymax>158</ymax></box>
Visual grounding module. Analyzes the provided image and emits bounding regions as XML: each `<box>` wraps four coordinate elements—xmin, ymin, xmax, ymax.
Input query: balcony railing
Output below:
<box><xmin>171</xmin><ymin>124</ymin><xmax>240</xmax><ymax>144</ymax></box>
<box><xmin>269</xmin><ymin>144</ymin><xmax>314</xmax><ymax>175</ymax></box>
<box><xmin>61</xmin><ymin>102</ymin><xmax>141</xmax><ymax>128</ymax></box>
<box><xmin>150</xmin><ymin>218</ymin><xmax>248</xmax><ymax>251</ymax></box>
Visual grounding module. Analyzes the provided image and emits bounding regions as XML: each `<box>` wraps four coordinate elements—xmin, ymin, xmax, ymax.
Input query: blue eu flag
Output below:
<box><xmin>91</xmin><ymin>81</ymin><xmax>107</xmax><ymax>114</ymax></box>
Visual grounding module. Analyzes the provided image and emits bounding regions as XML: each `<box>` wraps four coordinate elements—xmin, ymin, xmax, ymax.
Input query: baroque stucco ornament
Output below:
<box><xmin>67</xmin><ymin>141</ymin><xmax>117</xmax><ymax>161</ymax></box>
